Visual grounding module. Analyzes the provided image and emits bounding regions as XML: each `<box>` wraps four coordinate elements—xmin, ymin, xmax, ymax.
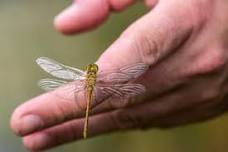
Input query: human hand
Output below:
<box><xmin>11</xmin><ymin>0</ymin><xmax>228</xmax><ymax>151</ymax></box>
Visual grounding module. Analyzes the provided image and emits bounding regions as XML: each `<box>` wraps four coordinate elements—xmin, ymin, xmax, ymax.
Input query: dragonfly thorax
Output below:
<box><xmin>86</xmin><ymin>64</ymin><xmax>98</xmax><ymax>73</ymax></box>
<box><xmin>86</xmin><ymin>63</ymin><xmax>98</xmax><ymax>87</ymax></box>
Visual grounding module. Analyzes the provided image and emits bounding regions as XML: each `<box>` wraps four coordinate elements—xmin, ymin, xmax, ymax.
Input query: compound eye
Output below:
<box><xmin>86</xmin><ymin>64</ymin><xmax>92</xmax><ymax>71</ymax></box>
<box><xmin>86</xmin><ymin>64</ymin><xmax>98</xmax><ymax>72</ymax></box>
<box><xmin>91</xmin><ymin>64</ymin><xmax>98</xmax><ymax>72</ymax></box>
<box><xmin>94</xmin><ymin>64</ymin><xmax>99</xmax><ymax>71</ymax></box>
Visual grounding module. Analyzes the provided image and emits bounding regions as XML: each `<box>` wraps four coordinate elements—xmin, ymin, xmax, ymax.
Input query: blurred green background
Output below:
<box><xmin>1</xmin><ymin>0</ymin><xmax>228</xmax><ymax>152</ymax></box>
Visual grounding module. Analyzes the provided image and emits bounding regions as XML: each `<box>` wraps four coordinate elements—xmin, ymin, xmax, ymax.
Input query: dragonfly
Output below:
<box><xmin>36</xmin><ymin>57</ymin><xmax>148</xmax><ymax>139</ymax></box>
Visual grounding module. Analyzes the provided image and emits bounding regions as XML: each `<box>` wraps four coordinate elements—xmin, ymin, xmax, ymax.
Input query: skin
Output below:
<box><xmin>10</xmin><ymin>0</ymin><xmax>228</xmax><ymax>151</ymax></box>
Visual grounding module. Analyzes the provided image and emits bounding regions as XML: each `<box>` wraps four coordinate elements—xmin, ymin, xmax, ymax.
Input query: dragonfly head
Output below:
<box><xmin>86</xmin><ymin>63</ymin><xmax>99</xmax><ymax>73</ymax></box>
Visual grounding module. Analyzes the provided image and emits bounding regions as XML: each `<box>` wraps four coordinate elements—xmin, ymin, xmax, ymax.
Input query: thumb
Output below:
<box><xmin>54</xmin><ymin>0</ymin><xmax>135</xmax><ymax>34</ymax></box>
<box><xmin>97</xmin><ymin>1</ymin><xmax>193</xmax><ymax>71</ymax></box>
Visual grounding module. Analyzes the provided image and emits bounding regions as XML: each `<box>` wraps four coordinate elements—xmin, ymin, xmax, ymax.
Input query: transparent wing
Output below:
<box><xmin>39</xmin><ymin>78</ymin><xmax>86</xmax><ymax>102</ymax></box>
<box><xmin>96</xmin><ymin>83</ymin><xmax>146</xmax><ymax>98</ymax></box>
<box><xmin>36</xmin><ymin>57</ymin><xmax>86</xmax><ymax>80</ymax></box>
<box><xmin>97</xmin><ymin>63</ymin><xmax>149</xmax><ymax>83</ymax></box>
<box><xmin>38</xmin><ymin>78</ymin><xmax>68</xmax><ymax>91</ymax></box>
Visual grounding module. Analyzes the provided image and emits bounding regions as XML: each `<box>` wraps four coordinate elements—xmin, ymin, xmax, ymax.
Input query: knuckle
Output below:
<box><xmin>74</xmin><ymin>92</ymin><xmax>87</xmax><ymax>112</ymax></box>
<box><xmin>53</xmin><ymin>99</ymin><xmax>79</xmax><ymax>122</ymax></box>
<box><xmin>121</xmin><ymin>16</ymin><xmax>193</xmax><ymax>66</ymax></box>
<box><xmin>183</xmin><ymin>47</ymin><xmax>226</xmax><ymax>77</ymax></box>
<box><xmin>122</xmin><ymin>31</ymin><xmax>160</xmax><ymax>65</ymax></box>
<box><xmin>136</xmin><ymin>33</ymin><xmax>160</xmax><ymax>65</ymax></box>
<box><xmin>53</xmin><ymin>102</ymin><xmax>69</xmax><ymax>122</ymax></box>
<box><xmin>198</xmin><ymin>48</ymin><xmax>226</xmax><ymax>74</ymax></box>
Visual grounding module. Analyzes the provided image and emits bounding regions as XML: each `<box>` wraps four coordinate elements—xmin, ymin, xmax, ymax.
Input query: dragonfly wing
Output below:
<box><xmin>118</xmin><ymin>83</ymin><xmax>146</xmax><ymax>96</ymax></box>
<box><xmin>38</xmin><ymin>78</ymin><xmax>68</xmax><ymax>91</ymax></box>
<box><xmin>59</xmin><ymin>81</ymin><xmax>85</xmax><ymax>102</ymax></box>
<box><xmin>120</xmin><ymin>63</ymin><xmax>149</xmax><ymax>78</ymax></box>
<box><xmin>98</xmin><ymin>72</ymin><xmax>131</xmax><ymax>83</ymax></box>
<box><xmin>96</xmin><ymin>83</ymin><xmax>146</xmax><ymax>99</ymax></box>
<box><xmin>97</xmin><ymin>63</ymin><xmax>149</xmax><ymax>83</ymax></box>
<box><xmin>39</xmin><ymin>78</ymin><xmax>86</xmax><ymax>102</ymax></box>
<box><xmin>36</xmin><ymin>57</ymin><xmax>86</xmax><ymax>80</ymax></box>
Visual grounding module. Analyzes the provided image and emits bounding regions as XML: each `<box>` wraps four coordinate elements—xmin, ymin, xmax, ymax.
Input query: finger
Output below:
<box><xmin>22</xmin><ymin>113</ymin><xmax>117</xmax><ymax>151</ymax></box>
<box><xmin>144</xmin><ymin>0</ymin><xmax>159</xmax><ymax>8</ymax></box>
<box><xmin>109</xmin><ymin>0</ymin><xmax>135</xmax><ymax>11</ymax></box>
<box><xmin>22</xmin><ymin>82</ymin><xmax>208</xmax><ymax>151</ymax></box>
<box><xmin>150</xmin><ymin>98</ymin><xmax>228</xmax><ymax>128</ymax></box>
<box><xmin>93</xmin><ymin>77</ymin><xmax>214</xmax><ymax>121</ymax></box>
<box><xmin>10</xmin><ymin>80</ymin><xmax>117</xmax><ymax>137</ymax></box>
<box><xmin>20</xmin><ymin>89</ymin><xmax>176</xmax><ymax>151</ymax></box>
<box><xmin>97</xmin><ymin>0</ymin><xmax>193</xmax><ymax>71</ymax></box>
<box><xmin>54</xmin><ymin>0</ymin><xmax>135</xmax><ymax>34</ymax></box>
<box><xmin>54</xmin><ymin>0</ymin><xmax>109</xmax><ymax>34</ymax></box>
<box><xmin>10</xmin><ymin>85</ymin><xmax>87</xmax><ymax>136</ymax></box>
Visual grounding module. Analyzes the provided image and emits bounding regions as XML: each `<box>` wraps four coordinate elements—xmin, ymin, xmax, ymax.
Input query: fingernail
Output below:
<box><xmin>19</xmin><ymin>115</ymin><xmax>44</xmax><ymax>135</ymax></box>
